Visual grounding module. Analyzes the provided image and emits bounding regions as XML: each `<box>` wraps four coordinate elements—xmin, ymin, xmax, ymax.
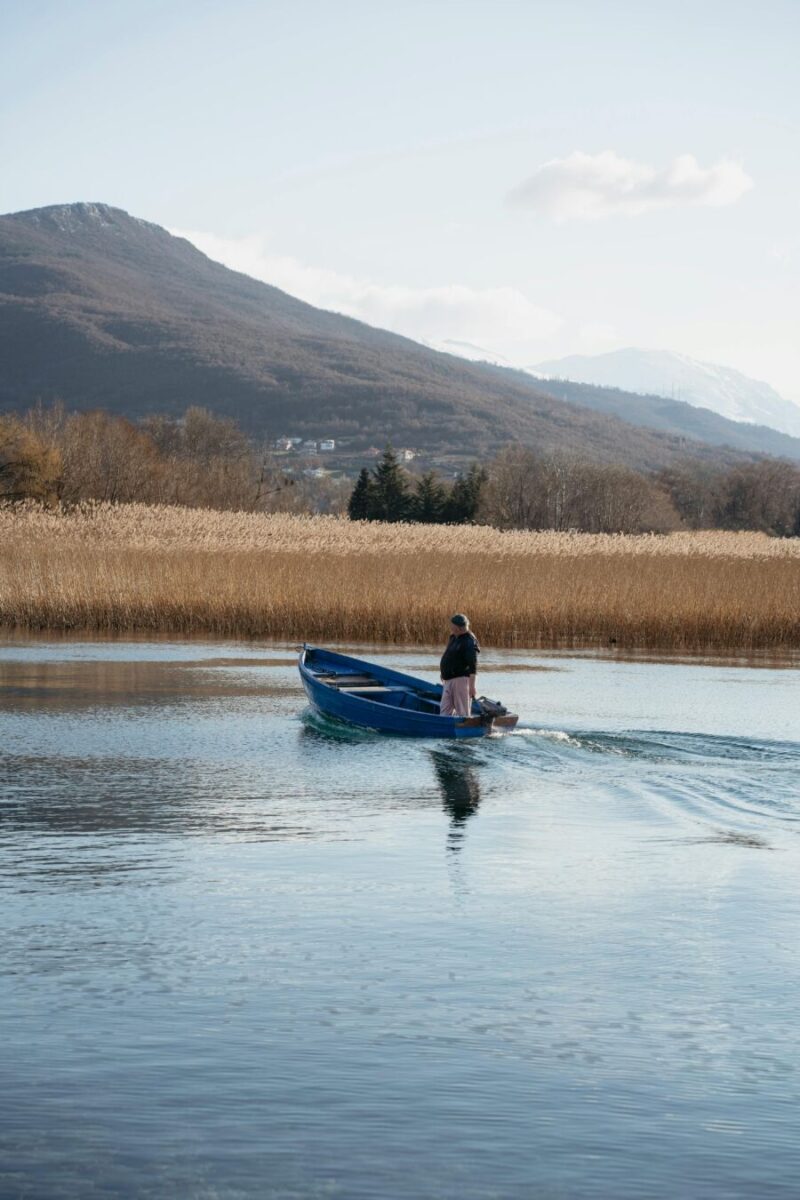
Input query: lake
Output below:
<box><xmin>1</xmin><ymin>640</ymin><xmax>799</xmax><ymax>1199</ymax></box>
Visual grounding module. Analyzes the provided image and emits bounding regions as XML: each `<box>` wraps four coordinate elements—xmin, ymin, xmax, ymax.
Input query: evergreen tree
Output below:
<box><xmin>445</xmin><ymin>462</ymin><xmax>488</xmax><ymax>523</ymax></box>
<box><xmin>411</xmin><ymin>470</ymin><xmax>448</xmax><ymax>523</ymax></box>
<box><xmin>371</xmin><ymin>445</ymin><xmax>411</xmax><ymax>522</ymax></box>
<box><xmin>347</xmin><ymin>467</ymin><xmax>376</xmax><ymax>520</ymax></box>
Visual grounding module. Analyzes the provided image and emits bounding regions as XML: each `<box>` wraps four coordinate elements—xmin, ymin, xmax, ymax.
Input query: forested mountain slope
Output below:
<box><xmin>2</xmin><ymin>202</ymin><xmax>798</xmax><ymax>466</ymax></box>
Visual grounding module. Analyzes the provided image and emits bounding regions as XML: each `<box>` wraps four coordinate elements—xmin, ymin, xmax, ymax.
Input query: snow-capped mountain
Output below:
<box><xmin>529</xmin><ymin>348</ymin><xmax>800</xmax><ymax>439</ymax></box>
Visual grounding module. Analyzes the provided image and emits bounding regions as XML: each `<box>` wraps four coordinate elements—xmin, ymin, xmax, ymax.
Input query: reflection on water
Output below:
<box><xmin>431</xmin><ymin>748</ymin><xmax>482</xmax><ymax>851</ymax></box>
<box><xmin>2</xmin><ymin>640</ymin><xmax>800</xmax><ymax>1199</ymax></box>
<box><xmin>0</xmin><ymin>655</ymin><xmax>298</xmax><ymax>711</ymax></box>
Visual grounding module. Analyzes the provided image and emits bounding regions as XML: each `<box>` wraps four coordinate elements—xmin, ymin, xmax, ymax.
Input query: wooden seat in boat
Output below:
<box><xmin>318</xmin><ymin>674</ymin><xmax>379</xmax><ymax>688</ymax></box>
<box><xmin>338</xmin><ymin>685</ymin><xmax>396</xmax><ymax>693</ymax></box>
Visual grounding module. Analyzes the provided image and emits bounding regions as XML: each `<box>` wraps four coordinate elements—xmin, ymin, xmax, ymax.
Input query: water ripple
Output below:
<box><xmin>2</xmin><ymin>642</ymin><xmax>800</xmax><ymax>1198</ymax></box>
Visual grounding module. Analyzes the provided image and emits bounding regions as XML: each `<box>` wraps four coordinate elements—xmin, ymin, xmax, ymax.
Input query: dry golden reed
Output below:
<box><xmin>1</xmin><ymin>502</ymin><xmax>799</xmax><ymax>651</ymax></box>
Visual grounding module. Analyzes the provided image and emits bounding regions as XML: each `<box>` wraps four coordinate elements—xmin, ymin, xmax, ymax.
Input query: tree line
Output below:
<box><xmin>351</xmin><ymin>446</ymin><xmax>800</xmax><ymax>536</ymax></box>
<box><xmin>2</xmin><ymin>403</ymin><xmax>799</xmax><ymax>535</ymax></box>
<box><xmin>0</xmin><ymin>403</ymin><xmax>346</xmax><ymax>513</ymax></box>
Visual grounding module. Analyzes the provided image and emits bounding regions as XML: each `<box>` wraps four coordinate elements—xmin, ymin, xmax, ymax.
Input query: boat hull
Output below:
<box><xmin>299</xmin><ymin>647</ymin><xmax>518</xmax><ymax>739</ymax></box>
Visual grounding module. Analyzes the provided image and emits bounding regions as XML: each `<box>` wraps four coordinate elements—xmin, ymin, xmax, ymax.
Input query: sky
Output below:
<box><xmin>2</xmin><ymin>0</ymin><xmax>799</xmax><ymax>400</ymax></box>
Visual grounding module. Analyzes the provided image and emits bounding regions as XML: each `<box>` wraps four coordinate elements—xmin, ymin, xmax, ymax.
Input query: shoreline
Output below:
<box><xmin>1</xmin><ymin>629</ymin><xmax>799</xmax><ymax>670</ymax></box>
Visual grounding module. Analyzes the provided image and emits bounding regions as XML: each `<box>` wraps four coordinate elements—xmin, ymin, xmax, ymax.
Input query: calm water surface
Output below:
<box><xmin>1</xmin><ymin>641</ymin><xmax>800</xmax><ymax>1199</ymax></box>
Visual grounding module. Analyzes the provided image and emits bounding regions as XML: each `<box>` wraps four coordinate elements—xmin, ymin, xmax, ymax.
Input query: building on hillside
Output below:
<box><xmin>319</xmin><ymin>439</ymin><xmax>336</xmax><ymax>451</ymax></box>
<box><xmin>274</xmin><ymin>437</ymin><xmax>293</xmax><ymax>451</ymax></box>
<box><xmin>302</xmin><ymin>440</ymin><xmax>318</xmax><ymax>452</ymax></box>
<box><xmin>400</xmin><ymin>448</ymin><xmax>416</xmax><ymax>461</ymax></box>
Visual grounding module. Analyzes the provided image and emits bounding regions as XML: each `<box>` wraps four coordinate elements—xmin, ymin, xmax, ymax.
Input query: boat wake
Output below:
<box><xmin>508</xmin><ymin>723</ymin><xmax>800</xmax><ymax>765</ymax></box>
<box><xmin>297</xmin><ymin>704</ymin><xmax>800</xmax><ymax>841</ymax></box>
<box><xmin>489</xmin><ymin>723</ymin><xmax>800</xmax><ymax>841</ymax></box>
<box><xmin>506</xmin><ymin>727</ymin><xmax>583</xmax><ymax>746</ymax></box>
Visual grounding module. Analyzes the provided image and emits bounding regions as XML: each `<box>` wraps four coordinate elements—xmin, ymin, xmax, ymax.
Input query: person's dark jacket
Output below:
<box><xmin>440</xmin><ymin>632</ymin><xmax>480</xmax><ymax>680</ymax></box>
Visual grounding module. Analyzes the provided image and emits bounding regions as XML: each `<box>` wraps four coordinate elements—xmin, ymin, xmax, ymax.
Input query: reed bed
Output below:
<box><xmin>1</xmin><ymin>502</ymin><xmax>799</xmax><ymax>652</ymax></box>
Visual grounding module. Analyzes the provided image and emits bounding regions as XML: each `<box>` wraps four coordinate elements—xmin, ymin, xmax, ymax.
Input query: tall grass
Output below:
<box><xmin>1</xmin><ymin>502</ymin><xmax>799</xmax><ymax>651</ymax></box>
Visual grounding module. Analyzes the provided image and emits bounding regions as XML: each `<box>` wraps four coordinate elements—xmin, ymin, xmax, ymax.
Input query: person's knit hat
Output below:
<box><xmin>451</xmin><ymin>614</ymin><xmax>469</xmax><ymax>627</ymax></box>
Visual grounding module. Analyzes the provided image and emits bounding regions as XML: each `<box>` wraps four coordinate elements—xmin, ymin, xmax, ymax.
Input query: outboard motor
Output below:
<box><xmin>477</xmin><ymin>695</ymin><xmax>509</xmax><ymax>728</ymax></box>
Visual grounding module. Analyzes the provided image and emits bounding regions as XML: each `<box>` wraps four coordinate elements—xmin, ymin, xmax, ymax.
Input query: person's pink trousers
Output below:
<box><xmin>440</xmin><ymin>676</ymin><xmax>472</xmax><ymax>717</ymax></box>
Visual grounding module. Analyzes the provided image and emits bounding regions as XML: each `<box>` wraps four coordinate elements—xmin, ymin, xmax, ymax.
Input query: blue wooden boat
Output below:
<box><xmin>298</xmin><ymin>646</ymin><xmax>518</xmax><ymax>738</ymax></box>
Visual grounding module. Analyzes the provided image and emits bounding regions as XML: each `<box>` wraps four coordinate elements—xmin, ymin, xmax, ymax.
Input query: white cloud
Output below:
<box><xmin>507</xmin><ymin>151</ymin><xmax>753</xmax><ymax>221</ymax></box>
<box><xmin>173</xmin><ymin>228</ymin><xmax>563</xmax><ymax>346</ymax></box>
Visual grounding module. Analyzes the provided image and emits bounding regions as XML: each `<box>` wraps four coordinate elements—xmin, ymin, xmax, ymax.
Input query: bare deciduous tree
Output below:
<box><xmin>481</xmin><ymin>447</ymin><xmax>680</xmax><ymax>533</ymax></box>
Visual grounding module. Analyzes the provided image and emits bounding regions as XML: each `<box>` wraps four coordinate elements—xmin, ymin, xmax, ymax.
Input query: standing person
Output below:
<box><xmin>439</xmin><ymin>614</ymin><xmax>480</xmax><ymax>717</ymax></box>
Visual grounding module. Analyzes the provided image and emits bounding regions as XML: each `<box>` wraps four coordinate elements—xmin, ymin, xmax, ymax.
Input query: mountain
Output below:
<box><xmin>2</xmin><ymin>203</ymin><xmax>800</xmax><ymax>468</ymax></box>
<box><xmin>517</xmin><ymin>374</ymin><xmax>800</xmax><ymax>462</ymax></box>
<box><xmin>530</xmin><ymin>348</ymin><xmax>800</xmax><ymax>439</ymax></box>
